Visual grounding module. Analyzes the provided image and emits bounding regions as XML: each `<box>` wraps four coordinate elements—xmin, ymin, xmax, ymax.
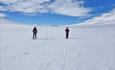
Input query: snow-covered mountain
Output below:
<box><xmin>0</xmin><ymin>18</ymin><xmax>31</xmax><ymax>27</ymax></box>
<box><xmin>0</xmin><ymin>18</ymin><xmax>115</xmax><ymax>70</ymax></box>
<box><xmin>73</xmin><ymin>9</ymin><xmax>115</xmax><ymax>26</ymax></box>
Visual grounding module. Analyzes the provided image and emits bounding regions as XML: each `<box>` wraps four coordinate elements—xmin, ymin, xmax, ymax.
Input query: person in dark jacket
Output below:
<box><xmin>33</xmin><ymin>26</ymin><xmax>37</xmax><ymax>39</ymax></box>
<box><xmin>65</xmin><ymin>27</ymin><xmax>69</xmax><ymax>39</ymax></box>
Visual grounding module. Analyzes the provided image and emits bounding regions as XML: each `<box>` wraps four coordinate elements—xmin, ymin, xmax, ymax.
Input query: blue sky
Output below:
<box><xmin>0</xmin><ymin>0</ymin><xmax>115</xmax><ymax>25</ymax></box>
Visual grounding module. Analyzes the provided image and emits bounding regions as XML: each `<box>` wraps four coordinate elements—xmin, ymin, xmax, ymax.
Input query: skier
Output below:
<box><xmin>65</xmin><ymin>27</ymin><xmax>69</xmax><ymax>39</ymax></box>
<box><xmin>32</xmin><ymin>26</ymin><xmax>37</xmax><ymax>40</ymax></box>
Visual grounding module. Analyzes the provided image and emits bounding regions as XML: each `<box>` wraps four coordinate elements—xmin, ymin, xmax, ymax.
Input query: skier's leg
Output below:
<box><xmin>66</xmin><ymin>32</ymin><xmax>69</xmax><ymax>39</ymax></box>
<box><xmin>33</xmin><ymin>35</ymin><xmax>34</xmax><ymax>39</ymax></box>
<box><xmin>33</xmin><ymin>34</ymin><xmax>35</xmax><ymax>39</ymax></box>
<box><xmin>35</xmin><ymin>34</ymin><xmax>37</xmax><ymax>39</ymax></box>
<box><xmin>67</xmin><ymin>34</ymin><xmax>68</xmax><ymax>39</ymax></box>
<box><xmin>67</xmin><ymin>33</ymin><xmax>69</xmax><ymax>39</ymax></box>
<box><xmin>66</xmin><ymin>33</ymin><xmax>68</xmax><ymax>39</ymax></box>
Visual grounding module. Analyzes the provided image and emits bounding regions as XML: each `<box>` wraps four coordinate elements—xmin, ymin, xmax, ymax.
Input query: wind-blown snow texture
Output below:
<box><xmin>0</xmin><ymin>23</ymin><xmax>115</xmax><ymax>70</ymax></box>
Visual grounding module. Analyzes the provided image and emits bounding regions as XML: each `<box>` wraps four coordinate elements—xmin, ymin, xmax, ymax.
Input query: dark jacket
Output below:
<box><xmin>65</xmin><ymin>28</ymin><xmax>69</xmax><ymax>33</ymax></box>
<box><xmin>33</xmin><ymin>27</ymin><xmax>37</xmax><ymax>34</ymax></box>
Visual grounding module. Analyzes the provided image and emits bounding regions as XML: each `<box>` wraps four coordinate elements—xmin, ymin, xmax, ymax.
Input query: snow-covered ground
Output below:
<box><xmin>0</xmin><ymin>21</ymin><xmax>115</xmax><ymax>70</ymax></box>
